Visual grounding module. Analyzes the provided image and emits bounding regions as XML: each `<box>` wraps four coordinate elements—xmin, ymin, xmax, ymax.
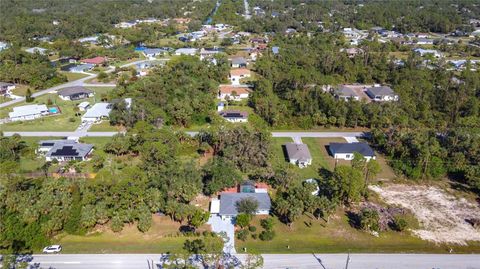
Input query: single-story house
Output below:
<box><xmin>413</xmin><ymin>48</ymin><xmax>442</xmax><ymax>58</ymax></box>
<box><xmin>81</xmin><ymin>102</ymin><xmax>112</xmax><ymax>122</ymax></box>
<box><xmin>199</xmin><ymin>48</ymin><xmax>221</xmax><ymax>60</ymax></box>
<box><xmin>329</xmin><ymin>142</ymin><xmax>375</xmax><ymax>161</ymax></box>
<box><xmin>231</xmin><ymin>57</ymin><xmax>247</xmax><ymax>68</ymax></box>
<box><xmin>142</xmin><ymin>48</ymin><xmax>168</xmax><ymax>58</ymax></box>
<box><xmin>416</xmin><ymin>38</ymin><xmax>434</xmax><ymax>45</ymax></box>
<box><xmin>9</xmin><ymin>104</ymin><xmax>49</xmax><ymax>122</ymax></box>
<box><xmin>80</xmin><ymin>56</ymin><xmax>107</xmax><ymax>65</ymax></box>
<box><xmin>0</xmin><ymin>41</ymin><xmax>9</xmax><ymax>51</ymax></box>
<box><xmin>366</xmin><ymin>86</ymin><xmax>399</xmax><ymax>102</ymax></box>
<box><xmin>61</xmin><ymin>63</ymin><xmax>94</xmax><ymax>73</ymax></box>
<box><xmin>45</xmin><ymin>142</ymin><xmax>93</xmax><ymax>162</ymax></box>
<box><xmin>333</xmin><ymin>86</ymin><xmax>360</xmax><ymax>101</ymax></box>
<box><xmin>78</xmin><ymin>101</ymin><xmax>90</xmax><ymax>111</ymax></box>
<box><xmin>272</xmin><ymin>46</ymin><xmax>280</xmax><ymax>55</ymax></box>
<box><xmin>25</xmin><ymin>47</ymin><xmax>48</xmax><ymax>55</ymax></box>
<box><xmin>0</xmin><ymin>82</ymin><xmax>15</xmax><ymax>95</ymax></box>
<box><xmin>229</xmin><ymin>68</ymin><xmax>251</xmax><ymax>85</ymax></box>
<box><xmin>58</xmin><ymin>86</ymin><xmax>94</xmax><ymax>101</ymax></box>
<box><xmin>217</xmin><ymin>102</ymin><xmax>225</xmax><ymax>112</ymax></box>
<box><xmin>218</xmin><ymin>192</ymin><xmax>271</xmax><ymax>220</ymax></box>
<box><xmin>174</xmin><ymin>48</ymin><xmax>198</xmax><ymax>56</ymax></box>
<box><xmin>284</xmin><ymin>143</ymin><xmax>312</xmax><ymax>168</ymax></box>
<box><xmin>218</xmin><ymin>85</ymin><xmax>251</xmax><ymax>100</ymax></box>
<box><xmin>219</xmin><ymin>110</ymin><xmax>248</xmax><ymax>123</ymax></box>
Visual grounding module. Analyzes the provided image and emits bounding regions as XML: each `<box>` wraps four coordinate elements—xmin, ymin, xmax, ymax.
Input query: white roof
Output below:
<box><xmin>25</xmin><ymin>47</ymin><xmax>47</xmax><ymax>54</ymax></box>
<box><xmin>82</xmin><ymin>102</ymin><xmax>111</xmax><ymax>119</ymax></box>
<box><xmin>78</xmin><ymin>101</ymin><xmax>90</xmax><ymax>108</ymax></box>
<box><xmin>210</xmin><ymin>198</ymin><xmax>220</xmax><ymax>214</ymax></box>
<box><xmin>9</xmin><ymin>104</ymin><xmax>48</xmax><ymax>118</ymax></box>
<box><xmin>175</xmin><ymin>48</ymin><xmax>198</xmax><ymax>54</ymax></box>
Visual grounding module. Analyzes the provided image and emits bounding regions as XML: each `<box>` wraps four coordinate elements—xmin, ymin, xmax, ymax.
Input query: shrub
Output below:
<box><xmin>69</xmin><ymin>117</ymin><xmax>76</xmax><ymax>123</ymax></box>
<box><xmin>392</xmin><ymin>215</ymin><xmax>408</xmax><ymax>232</ymax></box>
<box><xmin>251</xmin><ymin>233</ymin><xmax>258</xmax><ymax>239</ymax></box>
<box><xmin>237</xmin><ymin>229</ymin><xmax>249</xmax><ymax>241</ymax></box>
<box><xmin>259</xmin><ymin>230</ymin><xmax>275</xmax><ymax>241</ymax></box>
<box><xmin>110</xmin><ymin>215</ymin><xmax>124</xmax><ymax>233</ymax></box>
<box><xmin>236</xmin><ymin>213</ymin><xmax>251</xmax><ymax>228</ymax></box>
<box><xmin>359</xmin><ymin>208</ymin><xmax>380</xmax><ymax>232</ymax></box>
<box><xmin>260</xmin><ymin>218</ymin><xmax>274</xmax><ymax>231</ymax></box>
<box><xmin>248</xmin><ymin>225</ymin><xmax>257</xmax><ymax>232</ymax></box>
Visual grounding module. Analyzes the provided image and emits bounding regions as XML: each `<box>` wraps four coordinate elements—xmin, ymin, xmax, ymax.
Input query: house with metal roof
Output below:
<box><xmin>142</xmin><ymin>48</ymin><xmax>168</xmax><ymax>58</ymax></box>
<box><xmin>9</xmin><ymin>104</ymin><xmax>49</xmax><ymax>122</ymax></box>
<box><xmin>61</xmin><ymin>63</ymin><xmax>94</xmax><ymax>73</ymax></box>
<box><xmin>231</xmin><ymin>57</ymin><xmax>247</xmax><ymax>68</ymax></box>
<box><xmin>25</xmin><ymin>47</ymin><xmax>48</xmax><ymax>55</ymax></box>
<box><xmin>284</xmin><ymin>143</ymin><xmax>312</xmax><ymax>168</ymax></box>
<box><xmin>174</xmin><ymin>48</ymin><xmax>198</xmax><ymax>56</ymax></box>
<box><xmin>81</xmin><ymin>102</ymin><xmax>112</xmax><ymax>122</ymax></box>
<box><xmin>37</xmin><ymin>139</ymin><xmax>77</xmax><ymax>153</ymax></box>
<box><xmin>366</xmin><ymin>86</ymin><xmax>398</xmax><ymax>102</ymax></box>
<box><xmin>333</xmin><ymin>86</ymin><xmax>360</xmax><ymax>101</ymax></box>
<box><xmin>218</xmin><ymin>193</ymin><xmax>271</xmax><ymax>220</ymax></box>
<box><xmin>328</xmin><ymin>142</ymin><xmax>375</xmax><ymax>161</ymax></box>
<box><xmin>58</xmin><ymin>86</ymin><xmax>94</xmax><ymax>101</ymax></box>
<box><xmin>45</xmin><ymin>142</ymin><xmax>93</xmax><ymax>162</ymax></box>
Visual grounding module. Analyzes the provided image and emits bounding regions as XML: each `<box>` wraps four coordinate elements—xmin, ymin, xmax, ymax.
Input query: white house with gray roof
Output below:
<box><xmin>366</xmin><ymin>86</ymin><xmax>398</xmax><ymax>102</ymax></box>
<box><xmin>9</xmin><ymin>104</ymin><xmax>49</xmax><ymax>122</ymax></box>
<box><xmin>218</xmin><ymin>193</ymin><xmax>271</xmax><ymax>220</ymax></box>
<box><xmin>333</xmin><ymin>86</ymin><xmax>360</xmax><ymax>101</ymax></box>
<box><xmin>329</xmin><ymin>142</ymin><xmax>375</xmax><ymax>161</ymax></box>
<box><xmin>81</xmin><ymin>102</ymin><xmax>112</xmax><ymax>122</ymax></box>
<box><xmin>284</xmin><ymin>143</ymin><xmax>312</xmax><ymax>168</ymax></box>
<box><xmin>45</xmin><ymin>142</ymin><xmax>93</xmax><ymax>162</ymax></box>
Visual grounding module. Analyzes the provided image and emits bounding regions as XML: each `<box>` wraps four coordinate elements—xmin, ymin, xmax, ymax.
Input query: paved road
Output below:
<box><xmin>22</xmin><ymin>253</ymin><xmax>480</xmax><ymax>269</ymax></box>
<box><xmin>186</xmin><ymin>131</ymin><xmax>367</xmax><ymax>138</ymax></box>
<box><xmin>2</xmin><ymin>131</ymin><xmax>121</xmax><ymax>137</ymax></box>
<box><xmin>243</xmin><ymin>0</ymin><xmax>251</xmax><ymax>19</ymax></box>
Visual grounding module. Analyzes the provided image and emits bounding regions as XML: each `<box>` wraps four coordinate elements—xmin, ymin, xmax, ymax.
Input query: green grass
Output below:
<box><xmin>0</xmin><ymin>87</ymin><xmax>115</xmax><ymax>132</ymax></box>
<box><xmin>236</xmin><ymin>214</ymin><xmax>480</xmax><ymax>254</ymax></box>
<box><xmin>60</xmin><ymin>72</ymin><xmax>90</xmax><ymax>82</ymax></box>
<box><xmin>88</xmin><ymin>121</ymin><xmax>119</xmax><ymax>132</ymax></box>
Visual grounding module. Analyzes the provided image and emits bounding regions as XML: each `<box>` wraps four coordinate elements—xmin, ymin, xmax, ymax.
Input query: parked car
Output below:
<box><xmin>43</xmin><ymin>245</ymin><xmax>62</xmax><ymax>253</ymax></box>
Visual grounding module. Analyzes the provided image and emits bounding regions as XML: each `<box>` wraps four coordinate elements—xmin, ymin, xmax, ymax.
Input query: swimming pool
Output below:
<box><xmin>49</xmin><ymin>107</ymin><xmax>59</xmax><ymax>113</ymax></box>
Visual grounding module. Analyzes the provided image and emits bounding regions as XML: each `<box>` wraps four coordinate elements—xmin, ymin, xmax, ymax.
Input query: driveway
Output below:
<box><xmin>207</xmin><ymin>215</ymin><xmax>236</xmax><ymax>254</ymax></box>
<box><xmin>344</xmin><ymin>136</ymin><xmax>359</xmax><ymax>143</ymax></box>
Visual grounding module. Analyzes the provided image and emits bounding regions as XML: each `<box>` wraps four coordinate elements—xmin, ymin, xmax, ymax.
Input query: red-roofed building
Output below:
<box><xmin>80</xmin><ymin>56</ymin><xmax>107</xmax><ymax>65</ymax></box>
<box><xmin>229</xmin><ymin>68</ymin><xmax>251</xmax><ymax>85</ymax></box>
<box><xmin>218</xmin><ymin>85</ymin><xmax>251</xmax><ymax>100</ymax></box>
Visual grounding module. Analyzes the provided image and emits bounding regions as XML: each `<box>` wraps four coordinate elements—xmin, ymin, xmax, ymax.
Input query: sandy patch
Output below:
<box><xmin>370</xmin><ymin>184</ymin><xmax>480</xmax><ymax>245</ymax></box>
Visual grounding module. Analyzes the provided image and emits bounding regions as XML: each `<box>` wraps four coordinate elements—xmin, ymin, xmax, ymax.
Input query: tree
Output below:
<box><xmin>236</xmin><ymin>197</ymin><xmax>259</xmax><ymax>215</ymax></box>
<box><xmin>236</xmin><ymin>213</ymin><xmax>251</xmax><ymax>228</ymax></box>
<box><xmin>189</xmin><ymin>210</ymin><xmax>210</xmax><ymax>229</ymax></box>
<box><xmin>260</xmin><ymin>218</ymin><xmax>274</xmax><ymax>231</ymax></box>
<box><xmin>25</xmin><ymin>88</ymin><xmax>34</xmax><ymax>102</ymax></box>
<box><xmin>183</xmin><ymin>239</ymin><xmax>205</xmax><ymax>254</ymax></box>
<box><xmin>241</xmin><ymin>253</ymin><xmax>264</xmax><ymax>269</ymax></box>
<box><xmin>359</xmin><ymin>208</ymin><xmax>380</xmax><ymax>232</ymax></box>
<box><xmin>365</xmin><ymin>159</ymin><xmax>381</xmax><ymax>187</ymax></box>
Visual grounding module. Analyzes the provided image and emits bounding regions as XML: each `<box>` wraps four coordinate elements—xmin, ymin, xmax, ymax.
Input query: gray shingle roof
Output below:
<box><xmin>219</xmin><ymin>193</ymin><xmax>271</xmax><ymax>216</ymax></box>
<box><xmin>231</xmin><ymin>57</ymin><xmax>247</xmax><ymax>65</ymax></box>
<box><xmin>367</xmin><ymin>86</ymin><xmax>395</xmax><ymax>97</ymax></box>
<box><xmin>58</xmin><ymin>86</ymin><xmax>93</xmax><ymax>97</ymax></box>
<box><xmin>284</xmin><ymin>143</ymin><xmax>312</xmax><ymax>162</ymax></box>
<box><xmin>334</xmin><ymin>86</ymin><xmax>358</xmax><ymax>97</ymax></box>
<box><xmin>329</xmin><ymin>142</ymin><xmax>375</xmax><ymax>157</ymax></box>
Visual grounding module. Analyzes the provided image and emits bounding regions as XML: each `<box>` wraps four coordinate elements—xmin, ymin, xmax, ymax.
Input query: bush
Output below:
<box><xmin>237</xmin><ymin>229</ymin><xmax>249</xmax><ymax>241</ymax></box>
<box><xmin>392</xmin><ymin>215</ymin><xmax>408</xmax><ymax>232</ymax></box>
<box><xmin>236</xmin><ymin>213</ymin><xmax>251</xmax><ymax>228</ymax></box>
<box><xmin>69</xmin><ymin>117</ymin><xmax>76</xmax><ymax>123</ymax></box>
<box><xmin>260</xmin><ymin>218</ymin><xmax>274</xmax><ymax>231</ymax></box>
<box><xmin>248</xmin><ymin>225</ymin><xmax>257</xmax><ymax>232</ymax></box>
<box><xmin>251</xmin><ymin>233</ymin><xmax>258</xmax><ymax>239</ymax></box>
<box><xmin>259</xmin><ymin>230</ymin><xmax>275</xmax><ymax>241</ymax></box>
<box><xmin>110</xmin><ymin>215</ymin><xmax>124</xmax><ymax>233</ymax></box>
<box><xmin>359</xmin><ymin>208</ymin><xmax>380</xmax><ymax>232</ymax></box>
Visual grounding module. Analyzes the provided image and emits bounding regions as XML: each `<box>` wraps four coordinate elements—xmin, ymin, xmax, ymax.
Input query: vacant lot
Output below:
<box><xmin>60</xmin><ymin>72</ymin><xmax>90</xmax><ymax>82</ymax></box>
<box><xmin>57</xmin><ymin>215</ymin><xmax>209</xmax><ymax>254</ymax></box>
<box><xmin>370</xmin><ymin>184</ymin><xmax>480</xmax><ymax>245</ymax></box>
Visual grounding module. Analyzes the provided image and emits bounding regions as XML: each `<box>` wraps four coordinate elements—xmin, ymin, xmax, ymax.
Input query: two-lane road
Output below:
<box><xmin>24</xmin><ymin>253</ymin><xmax>480</xmax><ymax>269</ymax></box>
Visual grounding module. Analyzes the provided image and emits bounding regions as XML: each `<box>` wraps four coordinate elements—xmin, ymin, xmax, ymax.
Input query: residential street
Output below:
<box><xmin>19</xmin><ymin>253</ymin><xmax>480</xmax><ymax>269</ymax></box>
<box><xmin>2</xmin><ymin>131</ymin><xmax>121</xmax><ymax>137</ymax></box>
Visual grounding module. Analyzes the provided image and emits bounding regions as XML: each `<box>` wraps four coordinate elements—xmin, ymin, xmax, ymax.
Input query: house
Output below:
<box><xmin>61</xmin><ymin>63</ymin><xmax>94</xmax><ymax>73</ymax></box>
<box><xmin>329</xmin><ymin>142</ymin><xmax>375</xmax><ymax>161</ymax></box>
<box><xmin>218</xmin><ymin>85</ymin><xmax>251</xmax><ymax>100</ymax></box>
<box><xmin>229</xmin><ymin>68</ymin><xmax>251</xmax><ymax>85</ymax></box>
<box><xmin>142</xmin><ymin>48</ymin><xmax>167</xmax><ymax>58</ymax></box>
<box><xmin>413</xmin><ymin>48</ymin><xmax>442</xmax><ymax>58</ymax></box>
<box><xmin>272</xmin><ymin>46</ymin><xmax>280</xmax><ymax>55</ymax></box>
<box><xmin>58</xmin><ymin>86</ymin><xmax>94</xmax><ymax>101</ymax></box>
<box><xmin>217</xmin><ymin>192</ymin><xmax>271</xmax><ymax>220</ymax></box>
<box><xmin>174</xmin><ymin>48</ymin><xmax>198</xmax><ymax>56</ymax></box>
<box><xmin>219</xmin><ymin>110</ymin><xmax>248</xmax><ymax>123</ymax></box>
<box><xmin>416</xmin><ymin>38</ymin><xmax>434</xmax><ymax>45</ymax></box>
<box><xmin>45</xmin><ymin>142</ymin><xmax>93</xmax><ymax>162</ymax></box>
<box><xmin>25</xmin><ymin>47</ymin><xmax>48</xmax><ymax>55</ymax></box>
<box><xmin>284</xmin><ymin>143</ymin><xmax>312</xmax><ymax>168</ymax></box>
<box><xmin>81</xmin><ymin>102</ymin><xmax>112</xmax><ymax>122</ymax></box>
<box><xmin>0</xmin><ymin>82</ymin><xmax>15</xmax><ymax>95</ymax></box>
<box><xmin>115</xmin><ymin>21</ymin><xmax>137</xmax><ymax>28</ymax></box>
<box><xmin>78</xmin><ymin>36</ymin><xmax>99</xmax><ymax>44</ymax></box>
<box><xmin>199</xmin><ymin>48</ymin><xmax>221</xmax><ymax>60</ymax></box>
<box><xmin>9</xmin><ymin>104</ymin><xmax>49</xmax><ymax>122</ymax></box>
<box><xmin>80</xmin><ymin>56</ymin><xmax>107</xmax><ymax>66</ymax></box>
<box><xmin>366</xmin><ymin>86</ymin><xmax>399</xmax><ymax>102</ymax></box>
<box><xmin>78</xmin><ymin>101</ymin><xmax>90</xmax><ymax>111</ymax></box>
<box><xmin>333</xmin><ymin>86</ymin><xmax>360</xmax><ymax>101</ymax></box>
<box><xmin>217</xmin><ymin>102</ymin><xmax>225</xmax><ymax>112</ymax></box>
<box><xmin>231</xmin><ymin>57</ymin><xmax>247</xmax><ymax>68</ymax></box>
<box><xmin>0</xmin><ymin>41</ymin><xmax>9</xmax><ymax>51</ymax></box>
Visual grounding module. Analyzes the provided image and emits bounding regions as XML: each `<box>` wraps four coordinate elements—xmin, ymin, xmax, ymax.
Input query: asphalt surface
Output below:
<box><xmin>2</xmin><ymin>131</ymin><xmax>121</xmax><ymax>137</ymax></box>
<box><xmin>22</xmin><ymin>253</ymin><xmax>480</xmax><ymax>269</ymax></box>
<box><xmin>186</xmin><ymin>131</ymin><xmax>367</xmax><ymax>138</ymax></box>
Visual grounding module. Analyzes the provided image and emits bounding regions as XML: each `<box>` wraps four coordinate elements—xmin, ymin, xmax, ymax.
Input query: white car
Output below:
<box><xmin>43</xmin><ymin>245</ymin><xmax>62</xmax><ymax>254</ymax></box>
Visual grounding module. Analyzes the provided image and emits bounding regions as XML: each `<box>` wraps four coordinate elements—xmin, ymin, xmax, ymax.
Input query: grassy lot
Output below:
<box><xmin>56</xmin><ymin>215</ymin><xmax>208</xmax><ymax>254</ymax></box>
<box><xmin>88</xmin><ymin>121</ymin><xmax>120</xmax><ymax>132</ymax></box>
<box><xmin>11</xmin><ymin>84</ymin><xmax>30</xmax><ymax>96</ymax></box>
<box><xmin>60</xmin><ymin>72</ymin><xmax>90</xmax><ymax>82</ymax></box>
<box><xmin>0</xmin><ymin>87</ymin><xmax>115</xmax><ymax>132</ymax></box>
<box><xmin>236</xmin><ymin>213</ymin><xmax>480</xmax><ymax>254</ymax></box>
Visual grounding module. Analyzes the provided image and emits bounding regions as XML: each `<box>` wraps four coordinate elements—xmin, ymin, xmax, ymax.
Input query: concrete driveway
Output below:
<box><xmin>207</xmin><ymin>215</ymin><xmax>236</xmax><ymax>254</ymax></box>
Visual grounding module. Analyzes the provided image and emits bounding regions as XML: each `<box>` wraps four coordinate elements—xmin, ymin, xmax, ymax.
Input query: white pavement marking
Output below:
<box><xmin>344</xmin><ymin>136</ymin><xmax>359</xmax><ymax>143</ymax></box>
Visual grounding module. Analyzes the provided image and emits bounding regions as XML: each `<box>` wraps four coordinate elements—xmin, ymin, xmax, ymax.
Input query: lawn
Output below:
<box><xmin>0</xmin><ymin>87</ymin><xmax>115</xmax><ymax>132</ymax></box>
<box><xmin>60</xmin><ymin>72</ymin><xmax>90</xmax><ymax>82</ymax></box>
<box><xmin>235</xmin><ymin>212</ymin><xmax>480</xmax><ymax>254</ymax></box>
<box><xmin>56</xmin><ymin>215</ymin><xmax>209</xmax><ymax>254</ymax></box>
<box><xmin>88</xmin><ymin>121</ymin><xmax>120</xmax><ymax>132</ymax></box>
<box><xmin>11</xmin><ymin>84</ymin><xmax>30</xmax><ymax>96</ymax></box>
